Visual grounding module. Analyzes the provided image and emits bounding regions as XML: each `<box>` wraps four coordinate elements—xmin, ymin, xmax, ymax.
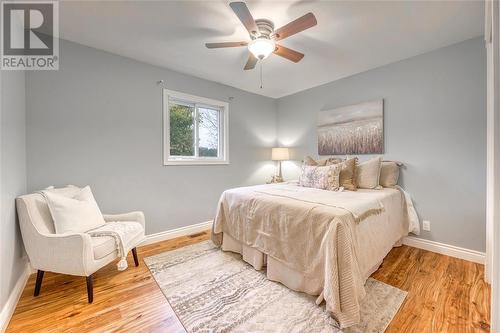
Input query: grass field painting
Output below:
<box><xmin>318</xmin><ymin>100</ymin><xmax>384</xmax><ymax>155</ymax></box>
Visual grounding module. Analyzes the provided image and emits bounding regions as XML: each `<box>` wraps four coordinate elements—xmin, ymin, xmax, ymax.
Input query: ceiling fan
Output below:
<box><xmin>205</xmin><ymin>2</ymin><xmax>317</xmax><ymax>70</ymax></box>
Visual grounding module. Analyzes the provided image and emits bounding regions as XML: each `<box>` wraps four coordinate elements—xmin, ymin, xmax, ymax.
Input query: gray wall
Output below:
<box><xmin>276</xmin><ymin>37</ymin><xmax>486</xmax><ymax>252</ymax></box>
<box><xmin>0</xmin><ymin>71</ymin><xmax>27</xmax><ymax>310</ymax></box>
<box><xmin>25</xmin><ymin>37</ymin><xmax>487</xmax><ymax>251</ymax></box>
<box><xmin>26</xmin><ymin>40</ymin><xmax>277</xmax><ymax>235</ymax></box>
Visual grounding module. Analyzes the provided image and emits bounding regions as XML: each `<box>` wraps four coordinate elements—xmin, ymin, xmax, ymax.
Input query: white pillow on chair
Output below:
<box><xmin>44</xmin><ymin>186</ymin><xmax>106</xmax><ymax>234</ymax></box>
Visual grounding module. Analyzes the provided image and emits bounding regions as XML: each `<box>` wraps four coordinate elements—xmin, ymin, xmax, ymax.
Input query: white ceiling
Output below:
<box><xmin>58</xmin><ymin>1</ymin><xmax>484</xmax><ymax>98</ymax></box>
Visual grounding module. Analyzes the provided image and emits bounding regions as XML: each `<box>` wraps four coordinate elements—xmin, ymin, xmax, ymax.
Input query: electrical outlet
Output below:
<box><xmin>422</xmin><ymin>220</ymin><xmax>431</xmax><ymax>231</ymax></box>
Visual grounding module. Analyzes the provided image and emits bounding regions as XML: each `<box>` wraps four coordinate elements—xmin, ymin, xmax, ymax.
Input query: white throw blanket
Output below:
<box><xmin>88</xmin><ymin>222</ymin><xmax>142</xmax><ymax>271</ymax></box>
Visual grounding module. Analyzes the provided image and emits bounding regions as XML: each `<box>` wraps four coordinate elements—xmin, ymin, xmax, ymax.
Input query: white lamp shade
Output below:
<box><xmin>271</xmin><ymin>147</ymin><xmax>290</xmax><ymax>161</ymax></box>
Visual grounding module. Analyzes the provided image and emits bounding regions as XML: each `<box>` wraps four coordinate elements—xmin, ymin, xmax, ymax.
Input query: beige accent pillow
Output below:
<box><xmin>356</xmin><ymin>157</ymin><xmax>383</xmax><ymax>189</ymax></box>
<box><xmin>380</xmin><ymin>161</ymin><xmax>400</xmax><ymax>187</ymax></box>
<box><xmin>316</xmin><ymin>158</ymin><xmax>328</xmax><ymax>166</ymax></box>
<box><xmin>303</xmin><ymin>156</ymin><xmax>317</xmax><ymax>166</ymax></box>
<box><xmin>327</xmin><ymin>157</ymin><xmax>358</xmax><ymax>191</ymax></box>
<box><xmin>299</xmin><ymin>164</ymin><xmax>342</xmax><ymax>191</ymax></box>
<box><xmin>44</xmin><ymin>186</ymin><xmax>106</xmax><ymax>234</ymax></box>
<box><xmin>303</xmin><ymin>156</ymin><xmax>343</xmax><ymax>166</ymax></box>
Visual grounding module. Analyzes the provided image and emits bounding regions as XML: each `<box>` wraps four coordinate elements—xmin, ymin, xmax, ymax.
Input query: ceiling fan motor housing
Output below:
<box><xmin>254</xmin><ymin>19</ymin><xmax>275</xmax><ymax>39</ymax></box>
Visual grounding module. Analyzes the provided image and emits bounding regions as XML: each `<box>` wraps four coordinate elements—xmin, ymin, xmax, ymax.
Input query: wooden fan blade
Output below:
<box><xmin>229</xmin><ymin>2</ymin><xmax>259</xmax><ymax>37</ymax></box>
<box><xmin>244</xmin><ymin>53</ymin><xmax>258</xmax><ymax>70</ymax></box>
<box><xmin>274</xmin><ymin>44</ymin><xmax>304</xmax><ymax>63</ymax></box>
<box><xmin>272</xmin><ymin>13</ymin><xmax>317</xmax><ymax>41</ymax></box>
<box><xmin>205</xmin><ymin>41</ymin><xmax>248</xmax><ymax>49</ymax></box>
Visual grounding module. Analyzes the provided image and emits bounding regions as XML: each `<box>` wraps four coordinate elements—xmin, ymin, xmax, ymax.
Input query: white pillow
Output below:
<box><xmin>44</xmin><ymin>184</ymin><xmax>81</xmax><ymax>197</ymax></box>
<box><xmin>356</xmin><ymin>156</ymin><xmax>383</xmax><ymax>189</ymax></box>
<box><xmin>44</xmin><ymin>186</ymin><xmax>106</xmax><ymax>234</ymax></box>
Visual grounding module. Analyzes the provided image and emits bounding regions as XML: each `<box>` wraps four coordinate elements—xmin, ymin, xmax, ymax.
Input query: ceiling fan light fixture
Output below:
<box><xmin>248</xmin><ymin>38</ymin><xmax>275</xmax><ymax>60</ymax></box>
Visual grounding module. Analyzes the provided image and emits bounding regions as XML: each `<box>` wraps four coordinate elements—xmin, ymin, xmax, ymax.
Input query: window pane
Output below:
<box><xmin>198</xmin><ymin>107</ymin><xmax>219</xmax><ymax>157</ymax></box>
<box><xmin>169</xmin><ymin>103</ymin><xmax>195</xmax><ymax>156</ymax></box>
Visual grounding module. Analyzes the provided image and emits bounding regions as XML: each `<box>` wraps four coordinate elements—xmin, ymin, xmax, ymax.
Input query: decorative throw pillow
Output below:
<box><xmin>44</xmin><ymin>186</ymin><xmax>106</xmax><ymax>234</ymax></box>
<box><xmin>299</xmin><ymin>164</ymin><xmax>341</xmax><ymax>191</ymax></box>
<box><xmin>315</xmin><ymin>158</ymin><xmax>328</xmax><ymax>166</ymax></box>
<box><xmin>379</xmin><ymin>161</ymin><xmax>400</xmax><ymax>187</ymax></box>
<box><xmin>356</xmin><ymin>156</ymin><xmax>383</xmax><ymax>189</ymax></box>
<box><xmin>303</xmin><ymin>156</ymin><xmax>343</xmax><ymax>166</ymax></box>
<box><xmin>303</xmin><ymin>156</ymin><xmax>318</xmax><ymax>166</ymax></box>
<box><xmin>327</xmin><ymin>157</ymin><xmax>358</xmax><ymax>191</ymax></box>
<box><xmin>326</xmin><ymin>157</ymin><xmax>344</xmax><ymax>165</ymax></box>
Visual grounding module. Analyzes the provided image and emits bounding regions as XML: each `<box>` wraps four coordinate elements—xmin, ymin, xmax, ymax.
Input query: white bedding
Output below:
<box><xmin>212</xmin><ymin>183</ymin><xmax>419</xmax><ymax>328</ymax></box>
<box><xmin>352</xmin><ymin>188</ymin><xmax>411</xmax><ymax>279</ymax></box>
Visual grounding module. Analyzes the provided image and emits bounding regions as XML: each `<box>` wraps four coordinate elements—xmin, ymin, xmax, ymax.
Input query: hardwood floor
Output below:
<box><xmin>372</xmin><ymin>245</ymin><xmax>490</xmax><ymax>333</ymax></box>
<box><xmin>6</xmin><ymin>231</ymin><xmax>490</xmax><ymax>333</ymax></box>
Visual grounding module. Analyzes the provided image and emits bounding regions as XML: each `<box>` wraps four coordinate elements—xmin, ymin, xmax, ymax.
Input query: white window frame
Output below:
<box><xmin>163</xmin><ymin>89</ymin><xmax>229</xmax><ymax>165</ymax></box>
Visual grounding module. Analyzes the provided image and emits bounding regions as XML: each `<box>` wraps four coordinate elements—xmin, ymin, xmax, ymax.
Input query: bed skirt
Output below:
<box><xmin>221</xmin><ymin>233</ymin><xmax>386</xmax><ymax>298</ymax></box>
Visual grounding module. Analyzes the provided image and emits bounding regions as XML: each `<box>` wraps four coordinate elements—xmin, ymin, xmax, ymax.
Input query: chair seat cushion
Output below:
<box><xmin>90</xmin><ymin>222</ymin><xmax>145</xmax><ymax>260</ymax></box>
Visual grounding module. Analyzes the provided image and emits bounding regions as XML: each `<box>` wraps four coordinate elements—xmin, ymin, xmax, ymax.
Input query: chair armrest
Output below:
<box><xmin>29</xmin><ymin>233</ymin><xmax>95</xmax><ymax>276</ymax></box>
<box><xmin>103</xmin><ymin>211</ymin><xmax>145</xmax><ymax>229</ymax></box>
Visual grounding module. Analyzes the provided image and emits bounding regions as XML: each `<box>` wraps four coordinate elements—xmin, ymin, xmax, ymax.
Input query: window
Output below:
<box><xmin>163</xmin><ymin>89</ymin><xmax>229</xmax><ymax>165</ymax></box>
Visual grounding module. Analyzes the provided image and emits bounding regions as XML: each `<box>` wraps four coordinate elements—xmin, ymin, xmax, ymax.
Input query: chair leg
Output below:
<box><xmin>86</xmin><ymin>275</ymin><xmax>93</xmax><ymax>304</ymax></box>
<box><xmin>34</xmin><ymin>270</ymin><xmax>44</xmax><ymax>296</ymax></box>
<box><xmin>132</xmin><ymin>247</ymin><xmax>139</xmax><ymax>267</ymax></box>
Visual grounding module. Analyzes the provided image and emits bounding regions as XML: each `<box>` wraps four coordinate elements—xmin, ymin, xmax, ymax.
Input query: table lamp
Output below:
<box><xmin>271</xmin><ymin>147</ymin><xmax>290</xmax><ymax>183</ymax></box>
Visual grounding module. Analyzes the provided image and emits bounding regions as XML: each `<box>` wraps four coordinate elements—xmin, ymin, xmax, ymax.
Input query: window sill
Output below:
<box><xmin>164</xmin><ymin>159</ymin><xmax>229</xmax><ymax>166</ymax></box>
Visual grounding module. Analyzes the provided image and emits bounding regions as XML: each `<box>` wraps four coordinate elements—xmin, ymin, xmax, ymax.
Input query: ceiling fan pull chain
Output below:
<box><xmin>260</xmin><ymin>61</ymin><xmax>263</xmax><ymax>89</ymax></box>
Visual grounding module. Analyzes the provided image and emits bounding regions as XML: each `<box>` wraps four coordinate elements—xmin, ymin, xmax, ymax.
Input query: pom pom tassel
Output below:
<box><xmin>117</xmin><ymin>257</ymin><xmax>128</xmax><ymax>271</ymax></box>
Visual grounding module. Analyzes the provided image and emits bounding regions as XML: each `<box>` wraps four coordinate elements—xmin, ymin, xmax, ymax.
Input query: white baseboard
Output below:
<box><xmin>140</xmin><ymin>220</ymin><xmax>213</xmax><ymax>246</ymax></box>
<box><xmin>403</xmin><ymin>236</ymin><xmax>485</xmax><ymax>264</ymax></box>
<box><xmin>0</xmin><ymin>261</ymin><xmax>31</xmax><ymax>333</ymax></box>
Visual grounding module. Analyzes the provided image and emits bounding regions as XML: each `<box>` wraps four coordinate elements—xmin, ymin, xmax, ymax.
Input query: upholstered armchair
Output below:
<box><xmin>16</xmin><ymin>190</ymin><xmax>146</xmax><ymax>303</ymax></box>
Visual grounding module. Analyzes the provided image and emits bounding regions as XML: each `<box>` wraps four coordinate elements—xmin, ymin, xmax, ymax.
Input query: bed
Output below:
<box><xmin>212</xmin><ymin>182</ymin><xmax>419</xmax><ymax>328</ymax></box>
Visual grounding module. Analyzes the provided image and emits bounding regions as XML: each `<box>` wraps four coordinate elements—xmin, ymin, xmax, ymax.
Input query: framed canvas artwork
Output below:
<box><xmin>318</xmin><ymin>100</ymin><xmax>384</xmax><ymax>155</ymax></box>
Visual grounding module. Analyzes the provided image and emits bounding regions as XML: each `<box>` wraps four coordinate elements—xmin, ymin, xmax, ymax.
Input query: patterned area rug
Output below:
<box><xmin>145</xmin><ymin>241</ymin><xmax>406</xmax><ymax>333</ymax></box>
